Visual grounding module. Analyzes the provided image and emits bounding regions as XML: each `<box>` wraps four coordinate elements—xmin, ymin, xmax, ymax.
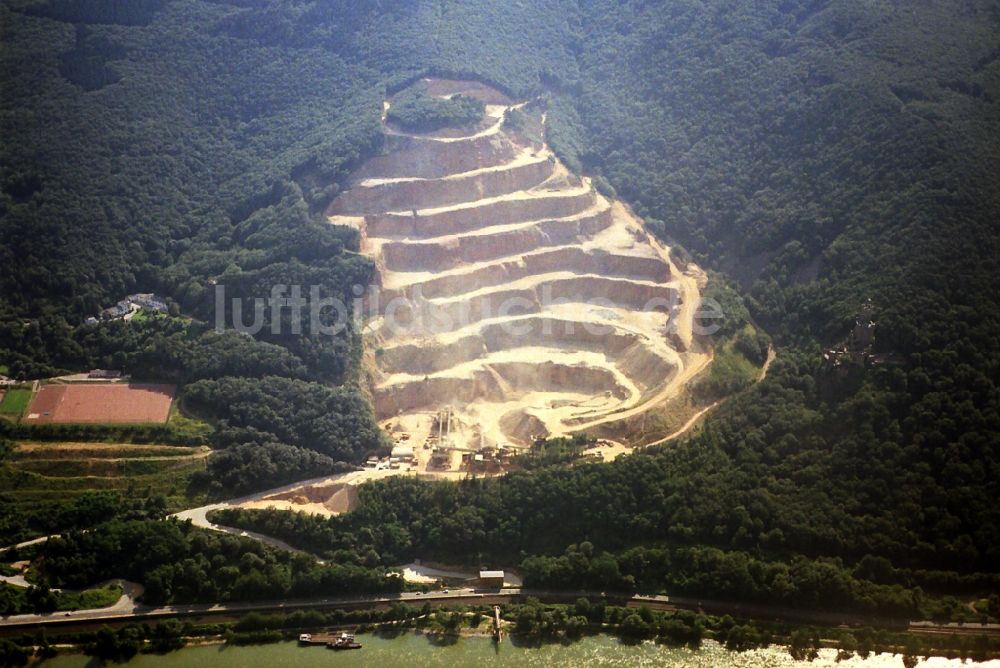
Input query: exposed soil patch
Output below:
<box><xmin>240</xmin><ymin>483</ymin><xmax>360</xmax><ymax>517</ymax></box>
<box><xmin>24</xmin><ymin>383</ymin><xmax>175</xmax><ymax>424</ymax></box>
<box><xmin>329</xmin><ymin>79</ymin><xmax>711</xmax><ymax>449</ymax></box>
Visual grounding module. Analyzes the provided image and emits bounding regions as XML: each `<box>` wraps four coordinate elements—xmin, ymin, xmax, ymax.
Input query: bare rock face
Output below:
<box><xmin>329</xmin><ymin>80</ymin><xmax>710</xmax><ymax>448</ymax></box>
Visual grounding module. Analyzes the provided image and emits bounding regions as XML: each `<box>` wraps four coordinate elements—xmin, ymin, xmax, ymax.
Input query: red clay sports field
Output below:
<box><xmin>23</xmin><ymin>384</ymin><xmax>175</xmax><ymax>424</ymax></box>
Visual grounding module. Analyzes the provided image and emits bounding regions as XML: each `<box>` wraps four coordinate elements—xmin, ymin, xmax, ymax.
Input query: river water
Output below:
<box><xmin>41</xmin><ymin>635</ymin><xmax>1000</xmax><ymax>667</ymax></box>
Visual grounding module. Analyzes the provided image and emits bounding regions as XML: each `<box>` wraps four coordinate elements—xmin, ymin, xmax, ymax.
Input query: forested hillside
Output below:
<box><xmin>2</xmin><ymin>0</ymin><xmax>999</xmax><ymax>599</ymax></box>
<box><xmin>564</xmin><ymin>0</ymin><xmax>1000</xmax><ymax>578</ymax></box>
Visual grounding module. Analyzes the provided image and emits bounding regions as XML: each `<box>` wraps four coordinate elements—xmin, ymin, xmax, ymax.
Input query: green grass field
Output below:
<box><xmin>129</xmin><ymin>309</ymin><xmax>167</xmax><ymax>324</ymax></box>
<box><xmin>691</xmin><ymin>338</ymin><xmax>760</xmax><ymax>404</ymax></box>
<box><xmin>56</xmin><ymin>583</ymin><xmax>122</xmax><ymax>610</ymax></box>
<box><xmin>0</xmin><ymin>442</ymin><xmax>210</xmax><ymax>542</ymax></box>
<box><xmin>0</xmin><ymin>582</ymin><xmax>122</xmax><ymax>613</ymax></box>
<box><xmin>0</xmin><ymin>388</ymin><xmax>32</xmax><ymax>419</ymax></box>
<box><xmin>167</xmin><ymin>402</ymin><xmax>213</xmax><ymax>441</ymax></box>
<box><xmin>2</xmin><ymin>442</ymin><xmax>209</xmax><ymax>492</ymax></box>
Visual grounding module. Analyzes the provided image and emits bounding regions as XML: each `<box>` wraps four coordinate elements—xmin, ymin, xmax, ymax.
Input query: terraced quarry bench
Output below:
<box><xmin>329</xmin><ymin>81</ymin><xmax>711</xmax><ymax>448</ymax></box>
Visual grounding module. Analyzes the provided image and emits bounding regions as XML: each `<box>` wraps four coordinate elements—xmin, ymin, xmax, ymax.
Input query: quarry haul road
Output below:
<box><xmin>382</xmin><ymin>100</ymin><xmax>526</xmax><ymax>143</ymax></box>
<box><xmin>643</xmin><ymin>344</ymin><xmax>776</xmax><ymax>448</ymax></box>
<box><xmin>2</xmin><ymin>586</ymin><xmax>997</xmax><ymax>641</ymax></box>
<box><xmin>342</xmin><ymin>79</ymin><xmax>713</xmax><ymax>446</ymax></box>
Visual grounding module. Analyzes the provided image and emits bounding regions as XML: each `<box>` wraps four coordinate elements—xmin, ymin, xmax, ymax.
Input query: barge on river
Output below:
<box><xmin>298</xmin><ymin>632</ymin><xmax>362</xmax><ymax>650</ymax></box>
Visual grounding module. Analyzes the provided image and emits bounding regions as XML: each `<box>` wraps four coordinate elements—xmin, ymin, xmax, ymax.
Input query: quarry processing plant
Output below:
<box><xmin>329</xmin><ymin>79</ymin><xmax>711</xmax><ymax>452</ymax></box>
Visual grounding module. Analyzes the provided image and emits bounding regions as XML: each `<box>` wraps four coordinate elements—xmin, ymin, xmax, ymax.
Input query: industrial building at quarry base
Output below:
<box><xmin>477</xmin><ymin>570</ymin><xmax>505</xmax><ymax>588</ymax></box>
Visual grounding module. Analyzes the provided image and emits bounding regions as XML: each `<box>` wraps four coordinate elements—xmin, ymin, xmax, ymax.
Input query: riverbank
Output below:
<box><xmin>7</xmin><ymin>597</ymin><xmax>998</xmax><ymax>666</ymax></box>
<box><xmin>32</xmin><ymin>634</ymin><xmax>1000</xmax><ymax>667</ymax></box>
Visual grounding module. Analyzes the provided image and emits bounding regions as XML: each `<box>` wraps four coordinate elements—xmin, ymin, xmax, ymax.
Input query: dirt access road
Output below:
<box><xmin>644</xmin><ymin>344</ymin><xmax>776</xmax><ymax>448</ymax></box>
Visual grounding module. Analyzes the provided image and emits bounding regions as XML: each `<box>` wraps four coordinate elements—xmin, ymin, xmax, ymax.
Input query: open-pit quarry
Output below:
<box><xmin>329</xmin><ymin>79</ymin><xmax>711</xmax><ymax>457</ymax></box>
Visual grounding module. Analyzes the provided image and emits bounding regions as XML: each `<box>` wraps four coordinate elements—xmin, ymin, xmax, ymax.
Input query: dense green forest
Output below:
<box><xmin>386</xmin><ymin>89</ymin><xmax>485</xmax><ymax>132</ymax></box>
<box><xmin>2</xmin><ymin>0</ymin><xmax>999</xmax><ymax>612</ymax></box>
<box><xmin>27</xmin><ymin>518</ymin><xmax>400</xmax><ymax>604</ymax></box>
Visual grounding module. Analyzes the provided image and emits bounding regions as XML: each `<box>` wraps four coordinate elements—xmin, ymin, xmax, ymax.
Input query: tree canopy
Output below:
<box><xmin>2</xmin><ymin>0</ymin><xmax>998</xmax><ymax>605</ymax></box>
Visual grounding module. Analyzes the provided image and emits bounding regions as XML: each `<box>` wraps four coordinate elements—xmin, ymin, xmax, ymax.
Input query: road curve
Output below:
<box><xmin>643</xmin><ymin>344</ymin><xmax>776</xmax><ymax>448</ymax></box>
